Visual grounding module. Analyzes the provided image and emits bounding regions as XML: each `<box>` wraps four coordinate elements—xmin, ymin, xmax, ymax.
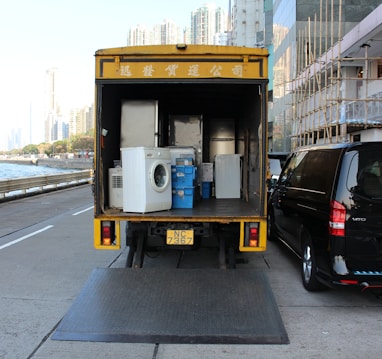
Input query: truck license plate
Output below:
<box><xmin>166</xmin><ymin>230</ymin><xmax>194</xmax><ymax>245</ymax></box>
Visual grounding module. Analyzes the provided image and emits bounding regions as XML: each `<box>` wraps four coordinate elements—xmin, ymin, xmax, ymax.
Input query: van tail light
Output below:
<box><xmin>329</xmin><ymin>200</ymin><xmax>346</xmax><ymax>236</ymax></box>
<box><xmin>102</xmin><ymin>221</ymin><xmax>113</xmax><ymax>245</ymax></box>
<box><xmin>340</xmin><ymin>279</ymin><xmax>358</xmax><ymax>285</ymax></box>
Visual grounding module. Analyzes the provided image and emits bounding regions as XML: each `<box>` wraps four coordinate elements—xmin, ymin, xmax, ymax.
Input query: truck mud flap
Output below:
<box><xmin>52</xmin><ymin>268</ymin><xmax>289</xmax><ymax>344</ymax></box>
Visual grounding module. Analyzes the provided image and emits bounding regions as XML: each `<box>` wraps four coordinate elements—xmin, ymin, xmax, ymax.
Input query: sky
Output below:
<box><xmin>0</xmin><ymin>0</ymin><xmax>229</xmax><ymax>150</ymax></box>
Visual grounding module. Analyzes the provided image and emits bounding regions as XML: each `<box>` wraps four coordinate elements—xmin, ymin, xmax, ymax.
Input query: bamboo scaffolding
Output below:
<box><xmin>290</xmin><ymin>0</ymin><xmax>382</xmax><ymax>148</ymax></box>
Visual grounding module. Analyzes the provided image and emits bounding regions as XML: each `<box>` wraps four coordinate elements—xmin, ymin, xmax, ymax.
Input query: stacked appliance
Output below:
<box><xmin>209</xmin><ymin>119</ymin><xmax>241</xmax><ymax>199</ymax></box>
<box><xmin>118</xmin><ymin>100</ymin><xmax>173</xmax><ymax>213</ymax></box>
<box><xmin>108</xmin><ymin>167</ymin><xmax>123</xmax><ymax>208</ymax></box>
<box><xmin>168</xmin><ymin>115</ymin><xmax>202</xmax><ymax>189</ymax></box>
<box><xmin>170</xmin><ymin>148</ymin><xmax>197</xmax><ymax>208</ymax></box>
<box><xmin>121</xmin><ymin>147</ymin><xmax>172</xmax><ymax>213</ymax></box>
<box><xmin>209</xmin><ymin>119</ymin><xmax>235</xmax><ymax>162</ymax></box>
<box><xmin>120</xmin><ymin>100</ymin><xmax>158</xmax><ymax>147</ymax></box>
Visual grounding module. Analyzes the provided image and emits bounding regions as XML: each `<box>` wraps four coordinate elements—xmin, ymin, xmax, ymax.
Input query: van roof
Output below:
<box><xmin>293</xmin><ymin>142</ymin><xmax>382</xmax><ymax>152</ymax></box>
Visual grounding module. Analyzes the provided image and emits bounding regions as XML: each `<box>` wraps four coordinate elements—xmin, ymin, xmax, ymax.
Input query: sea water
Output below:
<box><xmin>0</xmin><ymin>163</ymin><xmax>75</xmax><ymax>180</ymax></box>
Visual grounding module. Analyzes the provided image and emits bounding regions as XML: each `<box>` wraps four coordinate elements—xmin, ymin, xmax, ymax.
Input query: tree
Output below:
<box><xmin>53</xmin><ymin>140</ymin><xmax>68</xmax><ymax>154</ymax></box>
<box><xmin>22</xmin><ymin>144</ymin><xmax>39</xmax><ymax>154</ymax></box>
<box><xmin>70</xmin><ymin>135</ymin><xmax>94</xmax><ymax>152</ymax></box>
<box><xmin>85</xmin><ymin>128</ymin><xmax>94</xmax><ymax>137</ymax></box>
<box><xmin>38</xmin><ymin>143</ymin><xmax>53</xmax><ymax>157</ymax></box>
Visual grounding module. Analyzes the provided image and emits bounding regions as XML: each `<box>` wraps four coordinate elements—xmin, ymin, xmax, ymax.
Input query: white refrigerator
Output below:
<box><xmin>209</xmin><ymin>119</ymin><xmax>235</xmax><ymax>162</ymax></box>
<box><xmin>214</xmin><ymin>154</ymin><xmax>241</xmax><ymax>199</ymax></box>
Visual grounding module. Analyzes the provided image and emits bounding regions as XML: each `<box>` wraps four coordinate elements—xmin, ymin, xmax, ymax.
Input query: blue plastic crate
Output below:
<box><xmin>172</xmin><ymin>186</ymin><xmax>195</xmax><ymax>208</ymax></box>
<box><xmin>175</xmin><ymin>157</ymin><xmax>194</xmax><ymax>165</ymax></box>
<box><xmin>171</xmin><ymin>165</ymin><xmax>197</xmax><ymax>186</ymax></box>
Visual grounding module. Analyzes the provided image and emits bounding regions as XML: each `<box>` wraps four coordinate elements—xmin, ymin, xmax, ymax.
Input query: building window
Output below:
<box><xmin>378</xmin><ymin>63</ymin><xmax>382</xmax><ymax>78</ymax></box>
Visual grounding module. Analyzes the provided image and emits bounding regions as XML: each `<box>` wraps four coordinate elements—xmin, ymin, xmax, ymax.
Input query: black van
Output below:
<box><xmin>268</xmin><ymin>142</ymin><xmax>382</xmax><ymax>291</ymax></box>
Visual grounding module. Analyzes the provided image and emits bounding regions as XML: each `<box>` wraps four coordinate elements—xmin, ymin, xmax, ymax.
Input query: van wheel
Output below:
<box><xmin>267</xmin><ymin>211</ymin><xmax>277</xmax><ymax>241</ymax></box>
<box><xmin>301</xmin><ymin>232</ymin><xmax>324</xmax><ymax>291</ymax></box>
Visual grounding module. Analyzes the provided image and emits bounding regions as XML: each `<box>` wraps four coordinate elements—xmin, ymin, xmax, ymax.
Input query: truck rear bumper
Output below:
<box><xmin>94</xmin><ymin>199</ymin><xmax>266</xmax><ymax>252</ymax></box>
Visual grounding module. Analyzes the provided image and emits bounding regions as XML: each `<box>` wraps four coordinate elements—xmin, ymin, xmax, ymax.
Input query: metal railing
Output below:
<box><xmin>0</xmin><ymin>170</ymin><xmax>92</xmax><ymax>200</ymax></box>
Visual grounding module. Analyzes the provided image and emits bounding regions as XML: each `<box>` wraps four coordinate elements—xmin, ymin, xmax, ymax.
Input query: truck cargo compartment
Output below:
<box><xmin>93</xmin><ymin>45</ymin><xmax>268</xmax><ymax>252</ymax></box>
<box><xmin>97</xmin><ymin>81</ymin><xmax>265</xmax><ymax>218</ymax></box>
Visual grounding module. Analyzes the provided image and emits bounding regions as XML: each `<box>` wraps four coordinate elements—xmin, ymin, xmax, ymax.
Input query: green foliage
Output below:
<box><xmin>22</xmin><ymin>144</ymin><xmax>39</xmax><ymax>154</ymax></box>
<box><xmin>4</xmin><ymin>134</ymin><xmax>94</xmax><ymax>155</ymax></box>
<box><xmin>53</xmin><ymin>140</ymin><xmax>68</xmax><ymax>154</ymax></box>
<box><xmin>70</xmin><ymin>135</ymin><xmax>94</xmax><ymax>152</ymax></box>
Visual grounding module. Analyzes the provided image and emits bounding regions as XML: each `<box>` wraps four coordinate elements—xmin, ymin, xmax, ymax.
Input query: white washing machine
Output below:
<box><xmin>121</xmin><ymin>147</ymin><xmax>172</xmax><ymax>213</ymax></box>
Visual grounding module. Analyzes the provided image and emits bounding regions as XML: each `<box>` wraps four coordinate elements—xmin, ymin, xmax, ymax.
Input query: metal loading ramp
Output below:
<box><xmin>52</xmin><ymin>268</ymin><xmax>289</xmax><ymax>344</ymax></box>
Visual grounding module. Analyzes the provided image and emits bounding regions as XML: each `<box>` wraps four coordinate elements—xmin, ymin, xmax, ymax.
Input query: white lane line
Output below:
<box><xmin>72</xmin><ymin>206</ymin><xmax>94</xmax><ymax>216</ymax></box>
<box><xmin>0</xmin><ymin>225</ymin><xmax>54</xmax><ymax>251</ymax></box>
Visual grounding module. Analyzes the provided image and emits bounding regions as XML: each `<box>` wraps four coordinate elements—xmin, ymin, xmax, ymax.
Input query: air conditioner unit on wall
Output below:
<box><xmin>109</xmin><ymin>167</ymin><xmax>123</xmax><ymax>209</ymax></box>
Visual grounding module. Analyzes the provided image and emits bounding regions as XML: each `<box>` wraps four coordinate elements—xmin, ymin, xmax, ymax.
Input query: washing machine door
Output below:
<box><xmin>149</xmin><ymin>161</ymin><xmax>170</xmax><ymax>192</ymax></box>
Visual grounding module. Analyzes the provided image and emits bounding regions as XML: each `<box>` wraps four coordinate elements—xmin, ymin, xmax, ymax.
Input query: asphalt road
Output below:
<box><xmin>1</xmin><ymin>185</ymin><xmax>381</xmax><ymax>359</ymax></box>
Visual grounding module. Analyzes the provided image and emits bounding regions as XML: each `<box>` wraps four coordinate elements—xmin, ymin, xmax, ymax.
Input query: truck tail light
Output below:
<box><xmin>329</xmin><ymin>200</ymin><xmax>346</xmax><ymax>236</ymax></box>
<box><xmin>102</xmin><ymin>221</ymin><xmax>113</xmax><ymax>245</ymax></box>
<box><xmin>246</xmin><ymin>223</ymin><xmax>259</xmax><ymax>247</ymax></box>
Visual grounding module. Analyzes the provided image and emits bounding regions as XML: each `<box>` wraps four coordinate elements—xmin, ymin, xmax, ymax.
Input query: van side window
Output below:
<box><xmin>279</xmin><ymin>151</ymin><xmax>308</xmax><ymax>186</ymax></box>
<box><xmin>347</xmin><ymin>153</ymin><xmax>359</xmax><ymax>191</ymax></box>
<box><xmin>298</xmin><ymin>150</ymin><xmax>340</xmax><ymax>194</ymax></box>
<box><xmin>279</xmin><ymin>149</ymin><xmax>340</xmax><ymax>194</ymax></box>
<box><xmin>352</xmin><ymin>151</ymin><xmax>382</xmax><ymax>199</ymax></box>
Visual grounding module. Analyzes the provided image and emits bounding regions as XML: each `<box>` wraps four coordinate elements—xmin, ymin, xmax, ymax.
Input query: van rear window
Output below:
<box><xmin>349</xmin><ymin>151</ymin><xmax>382</xmax><ymax>199</ymax></box>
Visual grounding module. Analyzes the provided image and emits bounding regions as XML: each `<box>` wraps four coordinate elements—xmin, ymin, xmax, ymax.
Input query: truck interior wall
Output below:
<box><xmin>250</xmin><ymin>87</ymin><xmax>263</xmax><ymax>201</ymax></box>
<box><xmin>237</xmin><ymin>86</ymin><xmax>262</xmax><ymax>202</ymax></box>
<box><xmin>96</xmin><ymin>84</ymin><xmax>123</xmax><ymax>211</ymax></box>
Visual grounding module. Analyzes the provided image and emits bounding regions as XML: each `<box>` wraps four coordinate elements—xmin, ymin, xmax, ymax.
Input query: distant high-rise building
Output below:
<box><xmin>191</xmin><ymin>4</ymin><xmax>227</xmax><ymax>44</ymax></box>
<box><xmin>45</xmin><ymin>68</ymin><xmax>59</xmax><ymax>114</ymax></box>
<box><xmin>161</xmin><ymin>20</ymin><xmax>184</xmax><ymax>44</ymax></box>
<box><xmin>86</xmin><ymin>104</ymin><xmax>94</xmax><ymax>133</ymax></box>
<box><xmin>7</xmin><ymin>128</ymin><xmax>22</xmax><ymax>151</ymax></box>
<box><xmin>231</xmin><ymin>0</ymin><xmax>265</xmax><ymax>47</ymax></box>
<box><xmin>68</xmin><ymin>105</ymin><xmax>93</xmax><ymax>137</ymax></box>
<box><xmin>68</xmin><ymin>108</ymin><xmax>81</xmax><ymax>137</ymax></box>
<box><xmin>128</xmin><ymin>24</ymin><xmax>152</xmax><ymax>46</ymax></box>
<box><xmin>215</xmin><ymin>5</ymin><xmax>228</xmax><ymax>39</ymax></box>
<box><xmin>62</xmin><ymin>121</ymin><xmax>69</xmax><ymax>140</ymax></box>
<box><xmin>44</xmin><ymin>68</ymin><xmax>68</xmax><ymax>142</ymax></box>
<box><xmin>128</xmin><ymin>20</ymin><xmax>184</xmax><ymax>46</ymax></box>
<box><xmin>127</xmin><ymin>4</ymin><xmax>228</xmax><ymax>46</ymax></box>
<box><xmin>43</xmin><ymin>68</ymin><xmax>93</xmax><ymax>145</ymax></box>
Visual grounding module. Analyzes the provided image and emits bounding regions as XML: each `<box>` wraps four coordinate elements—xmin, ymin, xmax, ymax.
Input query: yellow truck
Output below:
<box><xmin>93</xmin><ymin>44</ymin><xmax>269</xmax><ymax>268</ymax></box>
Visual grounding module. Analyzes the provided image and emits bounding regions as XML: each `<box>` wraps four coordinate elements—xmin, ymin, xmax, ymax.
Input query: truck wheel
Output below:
<box><xmin>125</xmin><ymin>244</ymin><xmax>136</xmax><ymax>268</ymax></box>
<box><xmin>301</xmin><ymin>231</ymin><xmax>324</xmax><ymax>291</ymax></box>
<box><xmin>227</xmin><ymin>246</ymin><xmax>236</xmax><ymax>269</ymax></box>
<box><xmin>125</xmin><ymin>222</ymin><xmax>135</xmax><ymax>247</ymax></box>
<box><xmin>218</xmin><ymin>236</ymin><xmax>227</xmax><ymax>269</ymax></box>
<box><xmin>133</xmin><ymin>231</ymin><xmax>145</xmax><ymax>268</ymax></box>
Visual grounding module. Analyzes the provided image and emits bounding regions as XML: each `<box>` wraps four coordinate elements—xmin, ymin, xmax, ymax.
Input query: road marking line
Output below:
<box><xmin>72</xmin><ymin>206</ymin><xmax>94</xmax><ymax>216</ymax></box>
<box><xmin>0</xmin><ymin>225</ymin><xmax>54</xmax><ymax>251</ymax></box>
